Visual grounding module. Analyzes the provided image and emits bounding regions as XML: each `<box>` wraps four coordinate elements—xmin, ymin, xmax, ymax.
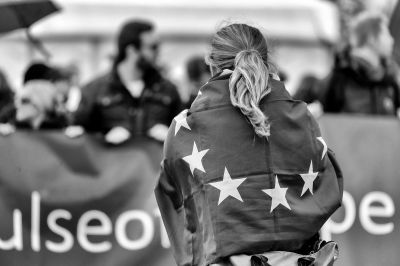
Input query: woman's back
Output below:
<box><xmin>155</xmin><ymin>23</ymin><xmax>343</xmax><ymax>266</ymax></box>
<box><xmin>156</xmin><ymin>72</ymin><xmax>343</xmax><ymax>266</ymax></box>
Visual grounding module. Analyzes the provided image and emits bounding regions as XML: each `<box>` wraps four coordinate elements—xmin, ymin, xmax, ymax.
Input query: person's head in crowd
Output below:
<box><xmin>14</xmin><ymin>80</ymin><xmax>61</xmax><ymax>129</ymax></box>
<box><xmin>186</xmin><ymin>56</ymin><xmax>211</xmax><ymax>88</ymax></box>
<box><xmin>23</xmin><ymin>62</ymin><xmax>71</xmax><ymax>102</ymax></box>
<box><xmin>349</xmin><ymin>11</ymin><xmax>394</xmax><ymax>60</ymax></box>
<box><xmin>206</xmin><ymin>23</ymin><xmax>276</xmax><ymax>138</ymax></box>
<box><xmin>296</xmin><ymin>75</ymin><xmax>319</xmax><ymax>98</ymax></box>
<box><xmin>114</xmin><ymin>19</ymin><xmax>159</xmax><ymax>68</ymax></box>
<box><xmin>23</xmin><ymin>62</ymin><xmax>57</xmax><ymax>84</ymax></box>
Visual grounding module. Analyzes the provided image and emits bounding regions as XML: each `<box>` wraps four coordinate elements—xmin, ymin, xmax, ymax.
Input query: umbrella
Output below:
<box><xmin>0</xmin><ymin>0</ymin><xmax>59</xmax><ymax>33</ymax></box>
<box><xmin>0</xmin><ymin>0</ymin><xmax>60</xmax><ymax>59</ymax></box>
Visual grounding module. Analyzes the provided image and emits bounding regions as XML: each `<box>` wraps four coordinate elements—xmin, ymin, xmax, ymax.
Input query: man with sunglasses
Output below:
<box><xmin>73</xmin><ymin>20</ymin><xmax>182</xmax><ymax>144</ymax></box>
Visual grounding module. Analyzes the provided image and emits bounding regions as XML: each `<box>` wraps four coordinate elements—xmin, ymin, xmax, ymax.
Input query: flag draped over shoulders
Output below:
<box><xmin>155</xmin><ymin>72</ymin><xmax>343</xmax><ymax>266</ymax></box>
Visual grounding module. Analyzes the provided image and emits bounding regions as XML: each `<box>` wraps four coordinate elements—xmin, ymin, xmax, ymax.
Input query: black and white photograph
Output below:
<box><xmin>0</xmin><ymin>0</ymin><xmax>399</xmax><ymax>265</ymax></box>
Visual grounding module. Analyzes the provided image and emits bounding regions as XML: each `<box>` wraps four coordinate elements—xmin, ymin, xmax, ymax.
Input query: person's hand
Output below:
<box><xmin>105</xmin><ymin>126</ymin><xmax>131</xmax><ymax>144</ymax></box>
<box><xmin>0</xmin><ymin>123</ymin><xmax>15</xmax><ymax>136</ymax></box>
<box><xmin>307</xmin><ymin>101</ymin><xmax>324</xmax><ymax>119</ymax></box>
<box><xmin>148</xmin><ymin>123</ymin><xmax>169</xmax><ymax>142</ymax></box>
<box><xmin>64</xmin><ymin>125</ymin><xmax>85</xmax><ymax>138</ymax></box>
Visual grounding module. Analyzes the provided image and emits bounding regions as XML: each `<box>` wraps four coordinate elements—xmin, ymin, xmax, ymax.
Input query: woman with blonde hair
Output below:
<box><xmin>156</xmin><ymin>23</ymin><xmax>343</xmax><ymax>266</ymax></box>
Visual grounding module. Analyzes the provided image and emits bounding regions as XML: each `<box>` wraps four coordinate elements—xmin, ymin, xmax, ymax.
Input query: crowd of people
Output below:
<box><xmin>0</xmin><ymin>20</ymin><xmax>211</xmax><ymax>144</ymax></box>
<box><xmin>294</xmin><ymin>11</ymin><xmax>400</xmax><ymax>118</ymax></box>
<box><xmin>0</xmin><ymin>5</ymin><xmax>398</xmax><ymax>266</ymax></box>
<box><xmin>0</xmin><ymin>10</ymin><xmax>399</xmax><ymax>145</ymax></box>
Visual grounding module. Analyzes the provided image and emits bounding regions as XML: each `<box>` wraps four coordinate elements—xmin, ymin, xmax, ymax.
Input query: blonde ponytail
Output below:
<box><xmin>229</xmin><ymin>50</ymin><xmax>271</xmax><ymax>138</ymax></box>
<box><xmin>207</xmin><ymin>23</ymin><xmax>275</xmax><ymax>138</ymax></box>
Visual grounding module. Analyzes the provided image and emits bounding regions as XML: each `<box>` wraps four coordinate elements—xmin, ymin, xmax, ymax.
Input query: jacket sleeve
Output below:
<box><xmin>155</xmin><ymin>160</ymin><xmax>192</xmax><ymax>266</ymax></box>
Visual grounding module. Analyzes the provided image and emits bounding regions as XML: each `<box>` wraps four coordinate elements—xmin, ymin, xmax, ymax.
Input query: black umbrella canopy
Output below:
<box><xmin>0</xmin><ymin>0</ymin><xmax>60</xmax><ymax>34</ymax></box>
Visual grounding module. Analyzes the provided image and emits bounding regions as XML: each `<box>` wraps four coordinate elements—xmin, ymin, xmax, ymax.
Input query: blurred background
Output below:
<box><xmin>0</xmin><ymin>0</ymin><xmax>391</xmax><ymax>97</ymax></box>
<box><xmin>0</xmin><ymin>0</ymin><xmax>400</xmax><ymax>265</ymax></box>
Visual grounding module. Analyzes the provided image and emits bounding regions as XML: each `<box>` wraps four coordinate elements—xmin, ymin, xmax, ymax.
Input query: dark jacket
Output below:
<box><xmin>74</xmin><ymin>68</ymin><xmax>182</xmax><ymax>135</ymax></box>
<box><xmin>320</xmin><ymin>49</ymin><xmax>400</xmax><ymax>115</ymax></box>
<box><xmin>155</xmin><ymin>72</ymin><xmax>343</xmax><ymax>266</ymax></box>
<box><xmin>0</xmin><ymin>90</ymin><xmax>15</xmax><ymax>123</ymax></box>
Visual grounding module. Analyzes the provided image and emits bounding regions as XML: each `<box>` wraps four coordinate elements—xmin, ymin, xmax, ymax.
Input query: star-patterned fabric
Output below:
<box><xmin>262</xmin><ymin>176</ymin><xmax>291</xmax><ymax>212</ymax></box>
<box><xmin>155</xmin><ymin>72</ymin><xmax>343</xmax><ymax>266</ymax></box>
<box><xmin>182</xmin><ymin>142</ymin><xmax>209</xmax><ymax>175</ymax></box>
<box><xmin>209</xmin><ymin>167</ymin><xmax>246</xmax><ymax>205</ymax></box>
<box><xmin>299</xmin><ymin>161</ymin><xmax>319</xmax><ymax>196</ymax></box>
<box><xmin>174</xmin><ymin>109</ymin><xmax>191</xmax><ymax>135</ymax></box>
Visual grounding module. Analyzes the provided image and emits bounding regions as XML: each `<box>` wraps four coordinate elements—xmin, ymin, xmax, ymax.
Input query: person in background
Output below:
<box><xmin>0</xmin><ymin>63</ymin><xmax>69</xmax><ymax>134</ymax></box>
<box><xmin>320</xmin><ymin>11</ymin><xmax>400</xmax><ymax>116</ymax></box>
<box><xmin>293</xmin><ymin>74</ymin><xmax>325</xmax><ymax>118</ymax></box>
<box><xmin>14</xmin><ymin>80</ymin><xmax>67</xmax><ymax>130</ymax></box>
<box><xmin>185</xmin><ymin>56</ymin><xmax>211</xmax><ymax>108</ymax></box>
<box><xmin>23</xmin><ymin>62</ymin><xmax>69</xmax><ymax>103</ymax></box>
<box><xmin>24</xmin><ymin>62</ymin><xmax>72</xmax><ymax>120</ymax></box>
<box><xmin>73</xmin><ymin>19</ymin><xmax>182</xmax><ymax>144</ymax></box>
<box><xmin>13</xmin><ymin>63</ymin><xmax>68</xmax><ymax>130</ymax></box>
<box><xmin>293</xmin><ymin>74</ymin><xmax>321</xmax><ymax>104</ymax></box>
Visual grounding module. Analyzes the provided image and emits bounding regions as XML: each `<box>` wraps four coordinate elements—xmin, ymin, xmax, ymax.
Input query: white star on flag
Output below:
<box><xmin>299</xmin><ymin>161</ymin><xmax>319</xmax><ymax>196</ymax></box>
<box><xmin>317</xmin><ymin>137</ymin><xmax>327</xmax><ymax>159</ymax></box>
<box><xmin>209</xmin><ymin>167</ymin><xmax>246</xmax><ymax>205</ymax></box>
<box><xmin>174</xmin><ymin>109</ymin><xmax>191</xmax><ymax>135</ymax></box>
<box><xmin>262</xmin><ymin>176</ymin><xmax>291</xmax><ymax>212</ymax></box>
<box><xmin>182</xmin><ymin>142</ymin><xmax>209</xmax><ymax>175</ymax></box>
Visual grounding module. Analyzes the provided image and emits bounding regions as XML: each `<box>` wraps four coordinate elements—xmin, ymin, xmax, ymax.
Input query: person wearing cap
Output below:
<box><xmin>24</xmin><ymin>62</ymin><xmax>75</xmax><ymax>115</ymax></box>
<box><xmin>13</xmin><ymin>80</ymin><xmax>67</xmax><ymax>130</ymax></box>
<box><xmin>73</xmin><ymin>20</ymin><xmax>182</xmax><ymax>144</ymax></box>
<box><xmin>0</xmin><ymin>63</ymin><xmax>69</xmax><ymax>134</ymax></box>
